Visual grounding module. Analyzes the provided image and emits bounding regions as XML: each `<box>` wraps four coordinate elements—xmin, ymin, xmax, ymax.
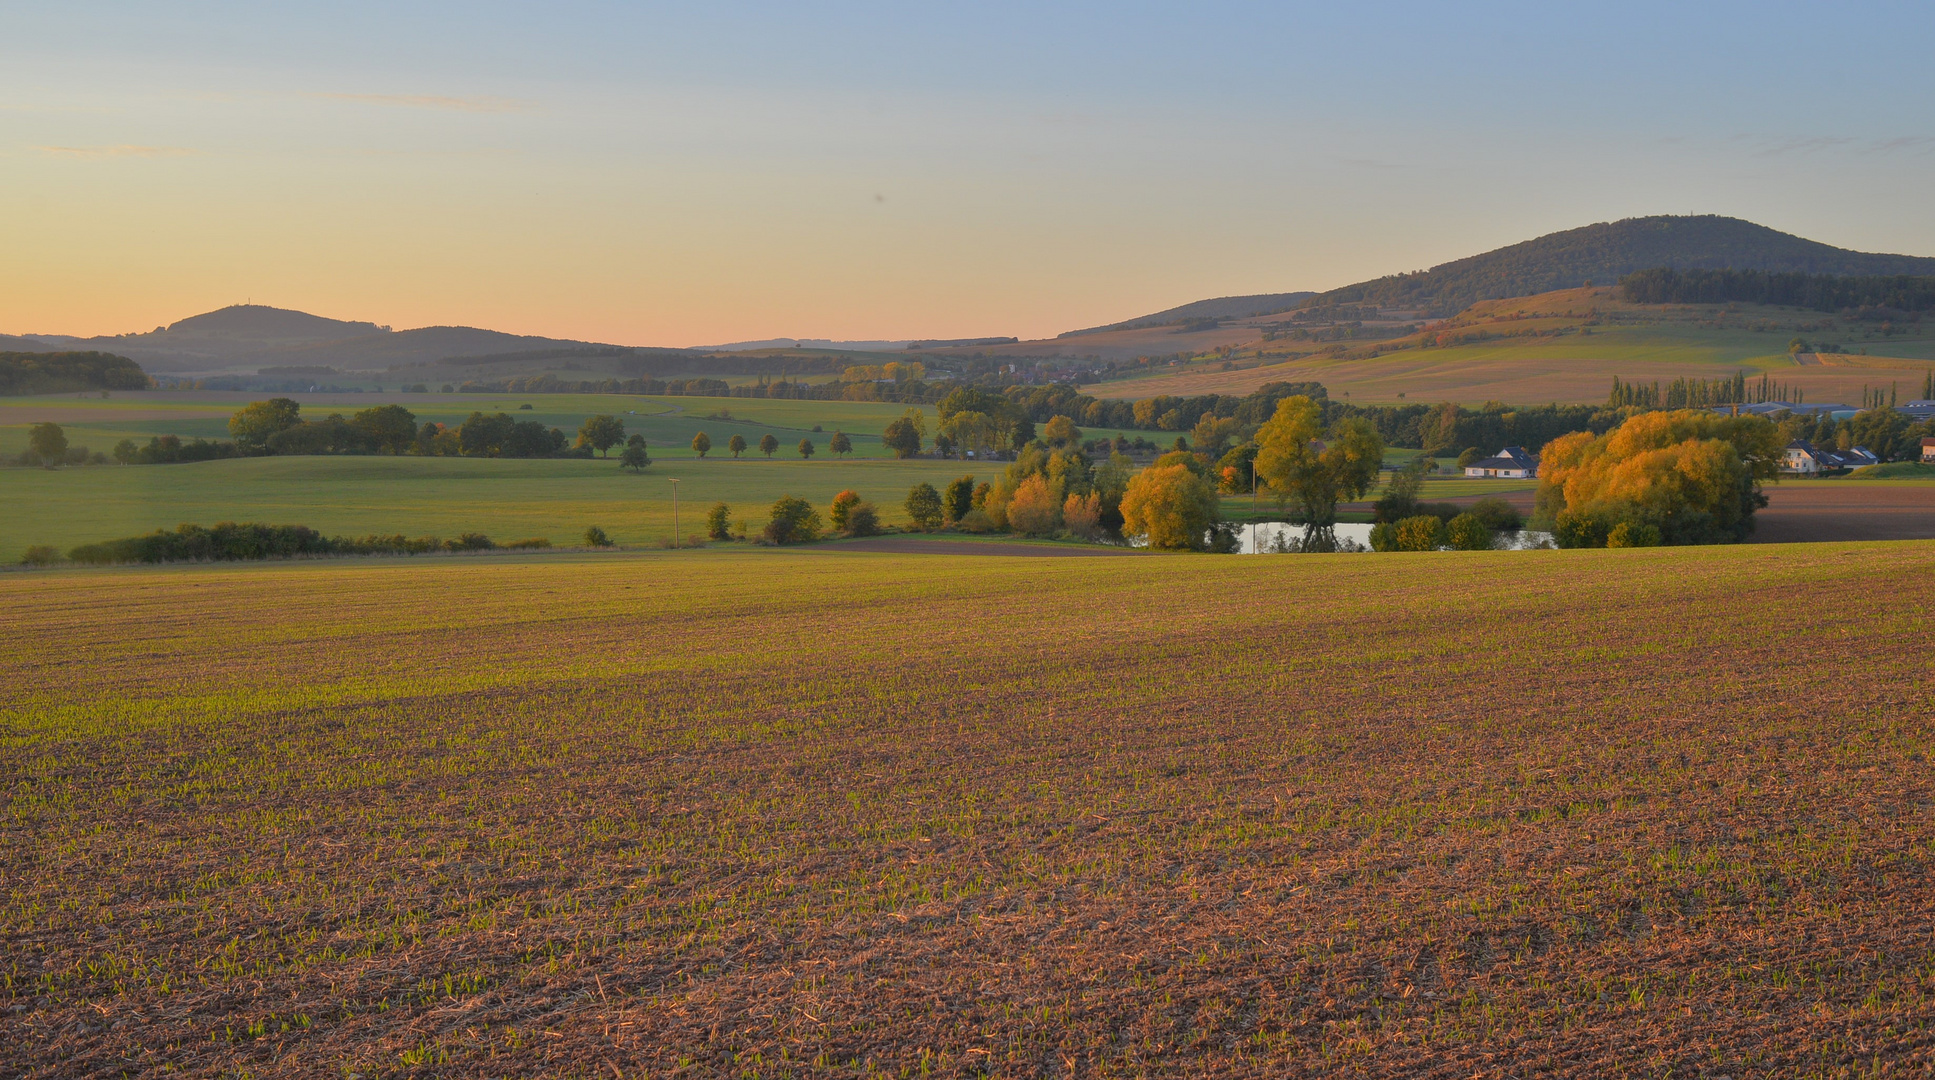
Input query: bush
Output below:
<box><xmin>583</xmin><ymin>526</ymin><xmax>612</xmax><ymax>548</ymax></box>
<box><xmin>762</xmin><ymin>495</ymin><xmax>821</xmax><ymax>544</ymax></box>
<box><xmin>705</xmin><ymin>502</ymin><xmax>732</xmax><ymax>541</ymax></box>
<box><xmin>504</xmin><ymin>537</ymin><xmax>553</xmax><ymax>549</ymax></box>
<box><xmin>1368</xmin><ymin>522</ymin><xmax>1398</xmax><ymax>552</ymax></box>
<box><xmin>1062</xmin><ymin>492</ymin><xmax>1102</xmax><ymax>539</ymax></box>
<box><xmin>1120</xmin><ymin>463</ymin><xmax>1219</xmax><ymax>551</ymax></box>
<box><xmin>21</xmin><ymin>545</ymin><xmax>60</xmax><ymax>566</ymax></box>
<box><xmin>1445</xmin><ymin>513</ymin><xmax>1493</xmax><ymax>551</ymax></box>
<box><xmin>69</xmin><ymin>522</ymin><xmax>336</xmax><ymax>564</ymax></box>
<box><xmin>843</xmin><ymin>502</ymin><xmax>881</xmax><ymax>537</ymax></box>
<box><xmin>1393</xmin><ymin>515</ymin><xmax>1446</xmax><ymax>551</ymax></box>
<box><xmin>1606</xmin><ymin>521</ymin><xmax>1663</xmax><ymax>548</ymax></box>
<box><xmin>1553</xmin><ymin>511</ymin><xmax>1610</xmax><ymax>549</ymax></box>
<box><xmin>448</xmin><ymin>533</ymin><xmax>496</xmax><ymax>551</ymax></box>
<box><xmin>955</xmin><ymin>508</ymin><xmax>996</xmax><ymax>533</ymax></box>
<box><xmin>1467</xmin><ymin>495</ymin><xmax>1523</xmax><ymax>531</ymax></box>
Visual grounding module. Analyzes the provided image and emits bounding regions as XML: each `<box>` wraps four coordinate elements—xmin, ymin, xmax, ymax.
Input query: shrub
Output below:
<box><xmin>505</xmin><ymin>537</ymin><xmax>553</xmax><ymax>549</ymax></box>
<box><xmin>705</xmin><ymin>502</ymin><xmax>732</xmax><ymax>541</ymax></box>
<box><xmin>1445</xmin><ymin>513</ymin><xmax>1493</xmax><ymax>551</ymax></box>
<box><xmin>1467</xmin><ymin>495</ymin><xmax>1523</xmax><ymax>531</ymax></box>
<box><xmin>582</xmin><ymin>527</ymin><xmax>611</xmax><ymax>547</ymax></box>
<box><xmin>448</xmin><ymin>533</ymin><xmax>496</xmax><ymax>551</ymax></box>
<box><xmin>762</xmin><ymin>496</ymin><xmax>821</xmax><ymax>545</ymax></box>
<box><xmin>956</xmin><ymin>508</ymin><xmax>996</xmax><ymax>533</ymax></box>
<box><xmin>943</xmin><ymin>476</ymin><xmax>976</xmax><ymax>523</ymax></box>
<box><xmin>1368</xmin><ymin>522</ymin><xmax>1399</xmax><ymax>552</ymax></box>
<box><xmin>21</xmin><ymin>545</ymin><xmax>60</xmax><ymax>566</ymax></box>
<box><xmin>1606</xmin><ymin>521</ymin><xmax>1664</xmax><ymax>548</ymax></box>
<box><xmin>1393</xmin><ymin>515</ymin><xmax>1446</xmax><ymax>551</ymax></box>
<box><xmin>1006</xmin><ymin>475</ymin><xmax>1062</xmax><ymax>536</ymax></box>
<box><xmin>1062</xmin><ymin>492</ymin><xmax>1102</xmax><ymax>539</ymax></box>
<box><xmin>1553</xmin><ymin>511</ymin><xmax>1610</xmax><ymax>549</ymax></box>
<box><xmin>830</xmin><ymin>490</ymin><xmax>862</xmax><ymax>532</ymax></box>
<box><xmin>843</xmin><ymin>502</ymin><xmax>881</xmax><ymax>537</ymax></box>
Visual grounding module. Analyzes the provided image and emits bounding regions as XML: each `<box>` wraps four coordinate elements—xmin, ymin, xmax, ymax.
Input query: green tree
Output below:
<box><xmin>905</xmin><ymin>482</ymin><xmax>944</xmax><ymax>529</ymax></box>
<box><xmin>883</xmin><ymin>418</ymin><xmax>923</xmax><ymax>459</ymax></box>
<box><xmin>1372</xmin><ymin>455</ymin><xmax>1432</xmax><ymax>522</ymax></box>
<box><xmin>942</xmin><ymin>475</ymin><xmax>976</xmax><ymax>523</ymax></box>
<box><xmin>1456</xmin><ymin>446</ymin><xmax>1486</xmax><ymax>470</ymax></box>
<box><xmin>228</xmin><ymin>398</ymin><xmax>301</xmax><ymax>453</ymax></box>
<box><xmin>27</xmin><ymin>423</ymin><xmax>67</xmax><ymax>464</ymax></box>
<box><xmin>830</xmin><ymin>430</ymin><xmax>852</xmax><ymax>456</ymax></box>
<box><xmin>1254</xmin><ymin>395</ymin><xmax>1384</xmax><ymax>552</ymax></box>
<box><xmin>797</xmin><ymin>438</ymin><xmax>815</xmax><ymax>459</ymax></box>
<box><xmin>728</xmin><ymin>434</ymin><xmax>748</xmax><ymax>458</ymax></box>
<box><xmin>577</xmin><ymin>414</ymin><xmax>625</xmax><ymax>457</ymax></box>
<box><xmin>351</xmin><ymin>404</ymin><xmax>418</xmax><ymax>454</ymax></box>
<box><xmin>692</xmin><ymin>432</ymin><xmax>711</xmax><ymax>458</ymax></box>
<box><xmin>1043</xmin><ymin>415</ymin><xmax>1081</xmax><ymax>447</ymax></box>
<box><xmin>843</xmin><ymin>501</ymin><xmax>881</xmax><ymax>537</ymax></box>
<box><xmin>763</xmin><ymin>496</ymin><xmax>821</xmax><ymax>544</ymax></box>
<box><xmin>759</xmin><ymin>433</ymin><xmax>780</xmax><ymax>458</ymax></box>
<box><xmin>112</xmin><ymin>438</ymin><xmax>137</xmax><ymax>465</ymax></box>
<box><xmin>705</xmin><ymin>502</ymin><xmax>732</xmax><ymax>540</ymax></box>
<box><xmin>620</xmin><ymin>443</ymin><xmax>651</xmax><ymax>471</ymax></box>
<box><xmin>1120</xmin><ymin>464</ymin><xmax>1219</xmax><ymax>550</ymax></box>
<box><xmin>582</xmin><ymin>526</ymin><xmax>611</xmax><ymax>547</ymax></box>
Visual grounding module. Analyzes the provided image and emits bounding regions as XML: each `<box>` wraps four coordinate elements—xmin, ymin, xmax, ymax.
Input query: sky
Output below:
<box><xmin>4</xmin><ymin>1</ymin><xmax>1934</xmax><ymax>346</ymax></box>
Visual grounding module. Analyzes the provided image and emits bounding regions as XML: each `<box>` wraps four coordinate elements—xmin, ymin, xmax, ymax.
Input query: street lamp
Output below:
<box><xmin>669</xmin><ymin>478</ymin><xmax>681</xmax><ymax>549</ymax></box>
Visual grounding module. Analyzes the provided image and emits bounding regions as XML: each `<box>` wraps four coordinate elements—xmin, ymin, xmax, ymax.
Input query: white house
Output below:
<box><xmin>1783</xmin><ymin>440</ymin><xmax>1880</xmax><ymax>474</ymax></box>
<box><xmin>1463</xmin><ymin>446</ymin><xmax>1538</xmax><ymax>479</ymax></box>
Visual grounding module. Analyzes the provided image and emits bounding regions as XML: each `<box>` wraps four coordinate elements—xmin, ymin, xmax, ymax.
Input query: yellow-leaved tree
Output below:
<box><xmin>1534</xmin><ymin>410</ymin><xmax>1782</xmax><ymax>547</ymax></box>
<box><xmin>1253</xmin><ymin>395</ymin><xmax>1384</xmax><ymax>552</ymax></box>
<box><xmin>1120</xmin><ymin>463</ymin><xmax>1220</xmax><ymax>550</ymax></box>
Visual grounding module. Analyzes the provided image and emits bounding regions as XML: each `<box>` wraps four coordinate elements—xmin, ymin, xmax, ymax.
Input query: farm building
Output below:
<box><xmin>1463</xmin><ymin>446</ymin><xmax>1538</xmax><ymax>479</ymax></box>
<box><xmin>1923</xmin><ymin>438</ymin><xmax>1935</xmax><ymax>463</ymax></box>
<box><xmin>1782</xmin><ymin>440</ymin><xmax>1880</xmax><ymax>474</ymax></box>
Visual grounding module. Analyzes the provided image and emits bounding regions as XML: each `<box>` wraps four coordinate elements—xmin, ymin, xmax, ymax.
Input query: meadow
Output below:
<box><xmin>6</xmin><ymin>544</ymin><xmax>1935</xmax><ymax>1076</ymax></box>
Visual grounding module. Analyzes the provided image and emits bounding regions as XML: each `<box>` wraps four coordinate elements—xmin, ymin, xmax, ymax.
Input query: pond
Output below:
<box><xmin>1234</xmin><ymin>522</ymin><xmax>1555</xmax><ymax>553</ymax></box>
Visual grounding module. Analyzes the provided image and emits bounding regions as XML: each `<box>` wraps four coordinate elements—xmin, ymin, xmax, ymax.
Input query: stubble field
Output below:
<box><xmin>5</xmin><ymin>544</ymin><xmax>1935</xmax><ymax>1077</ymax></box>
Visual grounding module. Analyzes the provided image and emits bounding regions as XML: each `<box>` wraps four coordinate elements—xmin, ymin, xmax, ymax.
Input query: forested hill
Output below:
<box><xmin>0</xmin><ymin>352</ymin><xmax>150</xmax><ymax>394</ymax></box>
<box><xmin>1061</xmin><ymin>291</ymin><xmax>1316</xmax><ymax>337</ymax></box>
<box><xmin>1307</xmin><ymin>215</ymin><xmax>1935</xmax><ymax>316</ymax></box>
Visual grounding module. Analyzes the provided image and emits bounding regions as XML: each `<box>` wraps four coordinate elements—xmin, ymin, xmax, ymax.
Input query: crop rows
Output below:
<box><xmin>4</xmin><ymin>545</ymin><xmax>1935</xmax><ymax>1077</ymax></box>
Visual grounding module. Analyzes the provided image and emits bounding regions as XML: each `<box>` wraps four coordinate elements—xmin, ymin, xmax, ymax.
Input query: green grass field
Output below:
<box><xmin>6</xmin><ymin>543</ymin><xmax>1935</xmax><ymax>1074</ymax></box>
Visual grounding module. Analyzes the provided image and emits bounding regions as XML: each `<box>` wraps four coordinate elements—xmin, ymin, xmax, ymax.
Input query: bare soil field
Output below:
<box><xmin>816</xmin><ymin>537</ymin><xmax>1132</xmax><ymax>557</ymax></box>
<box><xmin>6</xmin><ymin>547</ymin><xmax>1935</xmax><ymax>1077</ymax></box>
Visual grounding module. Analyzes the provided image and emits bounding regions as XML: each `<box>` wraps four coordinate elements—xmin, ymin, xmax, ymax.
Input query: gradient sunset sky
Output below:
<box><xmin>5</xmin><ymin>1</ymin><xmax>1934</xmax><ymax>346</ymax></box>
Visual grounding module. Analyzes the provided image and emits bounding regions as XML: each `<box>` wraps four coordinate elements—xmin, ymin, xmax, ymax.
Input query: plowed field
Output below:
<box><xmin>5</xmin><ymin>545</ymin><xmax>1935</xmax><ymax>1077</ymax></box>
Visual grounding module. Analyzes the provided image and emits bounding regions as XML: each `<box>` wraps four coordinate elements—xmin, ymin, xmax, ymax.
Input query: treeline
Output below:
<box><xmin>0</xmin><ymin>351</ymin><xmax>150</xmax><ymax>395</ymax></box>
<box><xmin>1620</xmin><ymin>268</ymin><xmax>1935</xmax><ymax>316</ymax></box>
<box><xmin>58</xmin><ymin>523</ymin><xmax>549</xmax><ymax>565</ymax></box>
<box><xmin>1609</xmin><ymin>371</ymin><xmax>1807</xmax><ymax>409</ymax></box>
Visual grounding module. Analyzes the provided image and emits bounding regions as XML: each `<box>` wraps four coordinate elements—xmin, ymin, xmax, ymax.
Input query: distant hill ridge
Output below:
<box><xmin>1308</xmin><ymin>215</ymin><xmax>1935</xmax><ymax>316</ymax></box>
<box><xmin>1061</xmin><ymin>292</ymin><xmax>1317</xmax><ymax>337</ymax></box>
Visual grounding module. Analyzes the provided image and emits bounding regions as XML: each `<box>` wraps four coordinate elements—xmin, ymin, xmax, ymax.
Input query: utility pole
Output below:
<box><xmin>670</xmin><ymin>478</ymin><xmax>681</xmax><ymax>549</ymax></box>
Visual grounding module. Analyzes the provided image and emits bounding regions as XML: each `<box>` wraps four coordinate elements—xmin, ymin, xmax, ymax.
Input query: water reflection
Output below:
<box><xmin>1234</xmin><ymin>522</ymin><xmax>1554</xmax><ymax>554</ymax></box>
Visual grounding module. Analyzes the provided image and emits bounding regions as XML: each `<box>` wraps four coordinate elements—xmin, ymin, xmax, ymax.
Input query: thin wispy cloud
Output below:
<box><xmin>35</xmin><ymin>145</ymin><xmax>195</xmax><ymax>158</ymax></box>
<box><xmin>311</xmin><ymin>92</ymin><xmax>532</xmax><ymax>114</ymax></box>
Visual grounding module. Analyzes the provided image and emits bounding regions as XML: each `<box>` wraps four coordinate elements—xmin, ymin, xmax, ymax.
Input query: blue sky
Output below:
<box><xmin>3</xmin><ymin>1</ymin><xmax>1932</xmax><ymax>343</ymax></box>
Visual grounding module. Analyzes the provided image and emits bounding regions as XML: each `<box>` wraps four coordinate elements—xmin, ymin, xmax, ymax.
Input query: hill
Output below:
<box><xmin>1305</xmin><ymin>215</ymin><xmax>1935</xmax><ymax>316</ymax></box>
<box><xmin>1062</xmin><ymin>291</ymin><xmax>1316</xmax><ymax>337</ymax></box>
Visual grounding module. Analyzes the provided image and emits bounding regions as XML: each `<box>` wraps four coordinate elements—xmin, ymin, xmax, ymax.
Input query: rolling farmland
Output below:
<box><xmin>7</xmin><ymin>545</ymin><xmax>1935</xmax><ymax>1076</ymax></box>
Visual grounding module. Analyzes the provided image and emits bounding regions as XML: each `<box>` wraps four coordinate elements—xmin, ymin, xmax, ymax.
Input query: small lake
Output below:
<box><xmin>1234</xmin><ymin>522</ymin><xmax>1555</xmax><ymax>554</ymax></box>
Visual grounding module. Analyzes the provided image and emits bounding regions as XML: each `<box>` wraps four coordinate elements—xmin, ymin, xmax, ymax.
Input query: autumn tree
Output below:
<box><xmin>576</xmin><ymin>414</ymin><xmax>625</xmax><ymax>457</ymax></box>
<box><xmin>1120</xmin><ymin>463</ymin><xmax>1219</xmax><ymax>551</ymax></box>
<box><xmin>1006</xmin><ymin>475</ymin><xmax>1062</xmax><ymax>536</ymax></box>
<box><xmin>1042</xmin><ymin>415</ymin><xmax>1081</xmax><ymax>447</ymax></box>
<box><xmin>1255</xmin><ymin>395</ymin><xmax>1383</xmax><ymax>552</ymax></box>
<box><xmin>830</xmin><ymin>430</ymin><xmax>852</xmax><ymax>456</ymax></box>
<box><xmin>1534</xmin><ymin>410</ymin><xmax>1782</xmax><ymax>546</ymax></box>
<box><xmin>797</xmin><ymin>438</ymin><xmax>815</xmax><ymax>459</ymax></box>
<box><xmin>728</xmin><ymin>434</ymin><xmax>748</xmax><ymax>458</ymax></box>
<box><xmin>829</xmin><ymin>490</ymin><xmax>862</xmax><ymax>532</ymax></box>
<box><xmin>692</xmin><ymin>432</ymin><xmax>711</xmax><ymax>458</ymax></box>
<box><xmin>883</xmin><ymin>417</ymin><xmax>923</xmax><ymax>459</ymax></box>
<box><xmin>759</xmin><ymin>434</ymin><xmax>779</xmax><ymax>458</ymax></box>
